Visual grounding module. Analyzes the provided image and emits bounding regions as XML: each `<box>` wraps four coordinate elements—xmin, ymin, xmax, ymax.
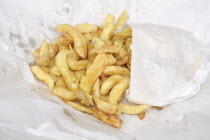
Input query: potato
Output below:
<box><xmin>80</xmin><ymin>54</ymin><xmax>107</xmax><ymax>94</ymax></box>
<box><xmin>108</xmin><ymin>77</ymin><xmax>130</xmax><ymax>104</ymax></box>
<box><xmin>100</xmin><ymin>75</ymin><xmax>123</xmax><ymax>95</ymax></box>
<box><xmin>55</xmin><ymin>50</ymin><xmax>79</xmax><ymax>92</ymax></box>
<box><xmin>51</xmin><ymin>86</ymin><xmax>76</xmax><ymax>100</ymax></box>
<box><xmin>30</xmin><ymin>66</ymin><xmax>54</xmax><ymax>89</ymax></box>
<box><xmin>114</xmin><ymin>10</ymin><xmax>128</xmax><ymax>31</ymax></box>
<box><xmin>118</xmin><ymin>103</ymin><xmax>151</xmax><ymax>115</ymax></box>
<box><xmin>75</xmin><ymin>23</ymin><xmax>98</xmax><ymax>33</ymax></box>
<box><xmin>103</xmin><ymin>66</ymin><xmax>130</xmax><ymax>77</ymax></box>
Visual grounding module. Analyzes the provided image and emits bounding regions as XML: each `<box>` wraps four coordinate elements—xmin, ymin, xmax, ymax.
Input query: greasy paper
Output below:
<box><xmin>0</xmin><ymin>0</ymin><xmax>210</xmax><ymax>140</ymax></box>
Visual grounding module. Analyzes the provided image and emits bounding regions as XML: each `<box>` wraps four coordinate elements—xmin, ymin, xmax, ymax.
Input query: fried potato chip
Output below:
<box><xmin>75</xmin><ymin>23</ymin><xmax>98</xmax><ymax>33</ymax></box>
<box><xmin>108</xmin><ymin>77</ymin><xmax>130</xmax><ymax>104</ymax></box>
<box><xmin>50</xmin><ymin>66</ymin><xmax>61</xmax><ymax>76</ymax></box>
<box><xmin>138</xmin><ymin>112</ymin><xmax>146</xmax><ymax>120</ymax></box>
<box><xmin>83</xmin><ymin>33</ymin><xmax>93</xmax><ymax>43</ymax></box>
<box><xmin>113</xmin><ymin>27</ymin><xmax>132</xmax><ymax>37</ymax></box>
<box><xmin>80</xmin><ymin>54</ymin><xmax>107</xmax><ymax>94</ymax></box>
<box><xmin>35</xmin><ymin>40</ymin><xmax>51</xmax><ymax>66</ymax></box>
<box><xmin>113</xmin><ymin>39</ymin><xmax>124</xmax><ymax>47</ymax></box>
<box><xmin>92</xmin><ymin>108</ymin><xmax>122</xmax><ymax>128</ymax></box>
<box><xmin>89</xmin><ymin>45</ymin><xmax>128</xmax><ymax>58</ymax></box>
<box><xmin>49</xmin><ymin>73</ymin><xmax>58</xmax><ymax>82</ymax></box>
<box><xmin>40</xmin><ymin>66</ymin><xmax>50</xmax><ymax>73</ymax></box>
<box><xmin>100</xmin><ymin>95</ymin><xmax>109</xmax><ymax>102</ymax></box>
<box><xmin>116</xmin><ymin>55</ymin><xmax>129</xmax><ymax>65</ymax></box>
<box><xmin>101</xmin><ymin>23</ymin><xmax>114</xmax><ymax>41</ymax></box>
<box><xmin>92</xmin><ymin>78</ymin><xmax>101</xmax><ymax>97</ymax></box>
<box><xmin>30</xmin><ymin>66</ymin><xmax>54</xmax><ymax>89</ymax></box>
<box><xmin>55</xmin><ymin>77</ymin><xmax>67</xmax><ymax>87</ymax></box>
<box><xmin>57</xmin><ymin>33</ymin><xmax>73</xmax><ymax>46</ymax></box>
<box><xmin>66</xmin><ymin>101</ymin><xmax>93</xmax><ymax>114</ymax></box>
<box><xmin>92</xmin><ymin>29</ymin><xmax>102</xmax><ymax>37</ymax></box>
<box><xmin>75</xmin><ymin>70</ymin><xmax>85</xmax><ymax>81</ymax></box>
<box><xmin>103</xmin><ymin>66</ymin><xmax>130</xmax><ymax>77</ymax></box>
<box><xmin>114</xmin><ymin>10</ymin><xmax>128</xmax><ymax>31</ymax></box>
<box><xmin>118</xmin><ymin>103</ymin><xmax>151</xmax><ymax>115</ymax></box>
<box><xmin>56</xmin><ymin>24</ymin><xmax>87</xmax><ymax>58</ymax></box>
<box><xmin>93</xmin><ymin>95</ymin><xmax>118</xmax><ymax>114</ymax></box>
<box><xmin>103</xmin><ymin>13</ymin><xmax>115</xmax><ymax>26</ymax></box>
<box><xmin>55</xmin><ymin>50</ymin><xmax>79</xmax><ymax>92</ymax></box>
<box><xmin>67</xmin><ymin>59</ymin><xmax>88</xmax><ymax>70</ymax></box>
<box><xmin>48</xmin><ymin>42</ymin><xmax>59</xmax><ymax>58</ymax></box>
<box><xmin>100</xmin><ymin>75</ymin><xmax>123</xmax><ymax>95</ymax></box>
<box><xmin>106</xmin><ymin>54</ymin><xmax>117</xmax><ymax>65</ymax></box>
<box><xmin>92</xmin><ymin>36</ymin><xmax>105</xmax><ymax>48</ymax></box>
<box><xmin>58</xmin><ymin>44</ymin><xmax>69</xmax><ymax>51</ymax></box>
<box><xmin>51</xmin><ymin>86</ymin><xmax>77</xmax><ymax>100</ymax></box>
<box><xmin>67</xmin><ymin>50</ymin><xmax>80</xmax><ymax>61</ymax></box>
<box><xmin>32</xmin><ymin>47</ymin><xmax>40</xmax><ymax>57</ymax></box>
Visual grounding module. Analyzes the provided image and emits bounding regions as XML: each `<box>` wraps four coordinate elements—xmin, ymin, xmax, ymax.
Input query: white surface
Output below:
<box><xmin>128</xmin><ymin>24</ymin><xmax>208</xmax><ymax>106</ymax></box>
<box><xmin>0</xmin><ymin>0</ymin><xmax>210</xmax><ymax>140</ymax></box>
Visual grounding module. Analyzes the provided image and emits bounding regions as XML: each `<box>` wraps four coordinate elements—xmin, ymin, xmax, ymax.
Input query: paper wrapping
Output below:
<box><xmin>1</xmin><ymin>0</ymin><xmax>210</xmax><ymax>140</ymax></box>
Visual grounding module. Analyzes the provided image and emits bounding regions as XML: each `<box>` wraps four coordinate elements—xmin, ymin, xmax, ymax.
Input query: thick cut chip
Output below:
<box><xmin>40</xmin><ymin>66</ymin><xmax>50</xmax><ymax>73</ymax></box>
<box><xmin>103</xmin><ymin>13</ymin><xmax>115</xmax><ymax>26</ymax></box>
<box><xmin>48</xmin><ymin>42</ymin><xmax>59</xmax><ymax>58</ymax></box>
<box><xmin>75</xmin><ymin>23</ymin><xmax>98</xmax><ymax>33</ymax></box>
<box><xmin>116</xmin><ymin>55</ymin><xmax>129</xmax><ymax>65</ymax></box>
<box><xmin>66</xmin><ymin>101</ymin><xmax>93</xmax><ymax>114</ymax></box>
<box><xmin>93</xmin><ymin>78</ymin><xmax>101</xmax><ymax>98</ymax></box>
<box><xmin>92</xmin><ymin>108</ymin><xmax>122</xmax><ymax>128</ymax></box>
<box><xmin>100</xmin><ymin>75</ymin><xmax>123</xmax><ymax>95</ymax></box>
<box><xmin>138</xmin><ymin>112</ymin><xmax>146</xmax><ymax>120</ymax></box>
<box><xmin>103</xmin><ymin>66</ymin><xmax>130</xmax><ymax>77</ymax></box>
<box><xmin>56</xmin><ymin>24</ymin><xmax>87</xmax><ymax>58</ymax></box>
<box><xmin>30</xmin><ymin>66</ymin><xmax>54</xmax><ymax>89</ymax></box>
<box><xmin>118</xmin><ymin>103</ymin><xmax>151</xmax><ymax>115</ymax></box>
<box><xmin>106</xmin><ymin>54</ymin><xmax>117</xmax><ymax>65</ymax></box>
<box><xmin>108</xmin><ymin>77</ymin><xmax>130</xmax><ymax>104</ymax></box>
<box><xmin>67</xmin><ymin>59</ymin><xmax>88</xmax><ymax>71</ymax></box>
<box><xmin>114</xmin><ymin>10</ymin><xmax>128</xmax><ymax>31</ymax></box>
<box><xmin>113</xmin><ymin>39</ymin><xmax>124</xmax><ymax>47</ymax></box>
<box><xmin>56</xmin><ymin>77</ymin><xmax>67</xmax><ymax>87</ymax></box>
<box><xmin>51</xmin><ymin>86</ymin><xmax>76</xmax><ymax>100</ymax></box>
<box><xmin>101</xmin><ymin>23</ymin><xmax>114</xmax><ymax>41</ymax></box>
<box><xmin>35</xmin><ymin>40</ymin><xmax>50</xmax><ymax>66</ymax></box>
<box><xmin>92</xmin><ymin>36</ymin><xmax>105</xmax><ymax>48</ymax></box>
<box><xmin>90</xmin><ymin>45</ymin><xmax>128</xmax><ymax>58</ymax></box>
<box><xmin>93</xmin><ymin>95</ymin><xmax>118</xmax><ymax>114</ymax></box>
<box><xmin>80</xmin><ymin>54</ymin><xmax>107</xmax><ymax>94</ymax></box>
<box><xmin>55</xmin><ymin>50</ymin><xmax>79</xmax><ymax>92</ymax></box>
<box><xmin>113</xmin><ymin>27</ymin><xmax>132</xmax><ymax>37</ymax></box>
<box><xmin>83</xmin><ymin>33</ymin><xmax>93</xmax><ymax>43</ymax></box>
<box><xmin>75</xmin><ymin>70</ymin><xmax>85</xmax><ymax>81</ymax></box>
<box><xmin>57</xmin><ymin>33</ymin><xmax>73</xmax><ymax>45</ymax></box>
<box><xmin>50</xmin><ymin>66</ymin><xmax>61</xmax><ymax>76</ymax></box>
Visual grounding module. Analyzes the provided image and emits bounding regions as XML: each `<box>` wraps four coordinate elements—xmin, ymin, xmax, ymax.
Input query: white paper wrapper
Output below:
<box><xmin>128</xmin><ymin>24</ymin><xmax>208</xmax><ymax>106</ymax></box>
<box><xmin>1</xmin><ymin>0</ymin><xmax>210</xmax><ymax>140</ymax></box>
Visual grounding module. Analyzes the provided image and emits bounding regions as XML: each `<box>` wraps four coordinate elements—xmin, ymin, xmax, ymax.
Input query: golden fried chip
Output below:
<box><xmin>50</xmin><ymin>66</ymin><xmax>61</xmax><ymax>76</ymax></box>
<box><xmin>108</xmin><ymin>77</ymin><xmax>130</xmax><ymax>104</ymax></box>
<box><xmin>40</xmin><ymin>66</ymin><xmax>50</xmax><ymax>73</ymax></box>
<box><xmin>80</xmin><ymin>54</ymin><xmax>107</xmax><ymax>94</ymax></box>
<box><xmin>106</xmin><ymin>54</ymin><xmax>117</xmax><ymax>65</ymax></box>
<box><xmin>56</xmin><ymin>24</ymin><xmax>87</xmax><ymax>58</ymax></box>
<box><xmin>93</xmin><ymin>95</ymin><xmax>118</xmax><ymax>114</ymax></box>
<box><xmin>100</xmin><ymin>75</ymin><xmax>123</xmax><ymax>95</ymax></box>
<box><xmin>103</xmin><ymin>13</ymin><xmax>115</xmax><ymax>26</ymax></box>
<box><xmin>83</xmin><ymin>32</ymin><xmax>93</xmax><ymax>43</ymax></box>
<box><xmin>101</xmin><ymin>23</ymin><xmax>114</xmax><ymax>41</ymax></box>
<box><xmin>57</xmin><ymin>33</ymin><xmax>73</xmax><ymax>45</ymax></box>
<box><xmin>92</xmin><ymin>36</ymin><xmax>105</xmax><ymax>48</ymax></box>
<box><xmin>118</xmin><ymin>103</ymin><xmax>151</xmax><ymax>115</ymax></box>
<box><xmin>51</xmin><ymin>86</ymin><xmax>76</xmax><ymax>100</ymax></box>
<box><xmin>75</xmin><ymin>23</ymin><xmax>98</xmax><ymax>33</ymax></box>
<box><xmin>75</xmin><ymin>70</ymin><xmax>85</xmax><ymax>81</ymax></box>
<box><xmin>116</xmin><ymin>55</ymin><xmax>129</xmax><ymax>65</ymax></box>
<box><xmin>113</xmin><ymin>27</ymin><xmax>132</xmax><ymax>37</ymax></box>
<box><xmin>114</xmin><ymin>10</ymin><xmax>128</xmax><ymax>31</ymax></box>
<box><xmin>66</xmin><ymin>101</ymin><xmax>93</xmax><ymax>114</ymax></box>
<box><xmin>103</xmin><ymin>66</ymin><xmax>130</xmax><ymax>77</ymax></box>
<box><xmin>30</xmin><ymin>66</ymin><xmax>54</xmax><ymax>89</ymax></box>
<box><xmin>67</xmin><ymin>59</ymin><xmax>88</xmax><ymax>71</ymax></box>
<box><xmin>55</xmin><ymin>50</ymin><xmax>79</xmax><ymax>92</ymax></box>
<box><xmin>93</xmin><ymin>78</ymin><xmax>101</xmax><ymax>98</ymax></box>
<box><xmin>92</xmin><ymin>108</ymin><xmax>122</xmax><ymax>128</ymax></box>
<box><xmin>55</xmin><ymin>77</ymin><xmax>67</xmax><ymax>87</ymax></box>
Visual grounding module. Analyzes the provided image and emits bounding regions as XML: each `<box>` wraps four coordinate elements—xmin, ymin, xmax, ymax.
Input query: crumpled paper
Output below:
<box><xmin>128</xmin><ymin>23</ymin><xmax>208</xmax><ymax>106</ymax></box>
<box><xmin>1</xmin><ymin>0</ymin><xmax>210</xmax><ymax>140</ymax></box>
